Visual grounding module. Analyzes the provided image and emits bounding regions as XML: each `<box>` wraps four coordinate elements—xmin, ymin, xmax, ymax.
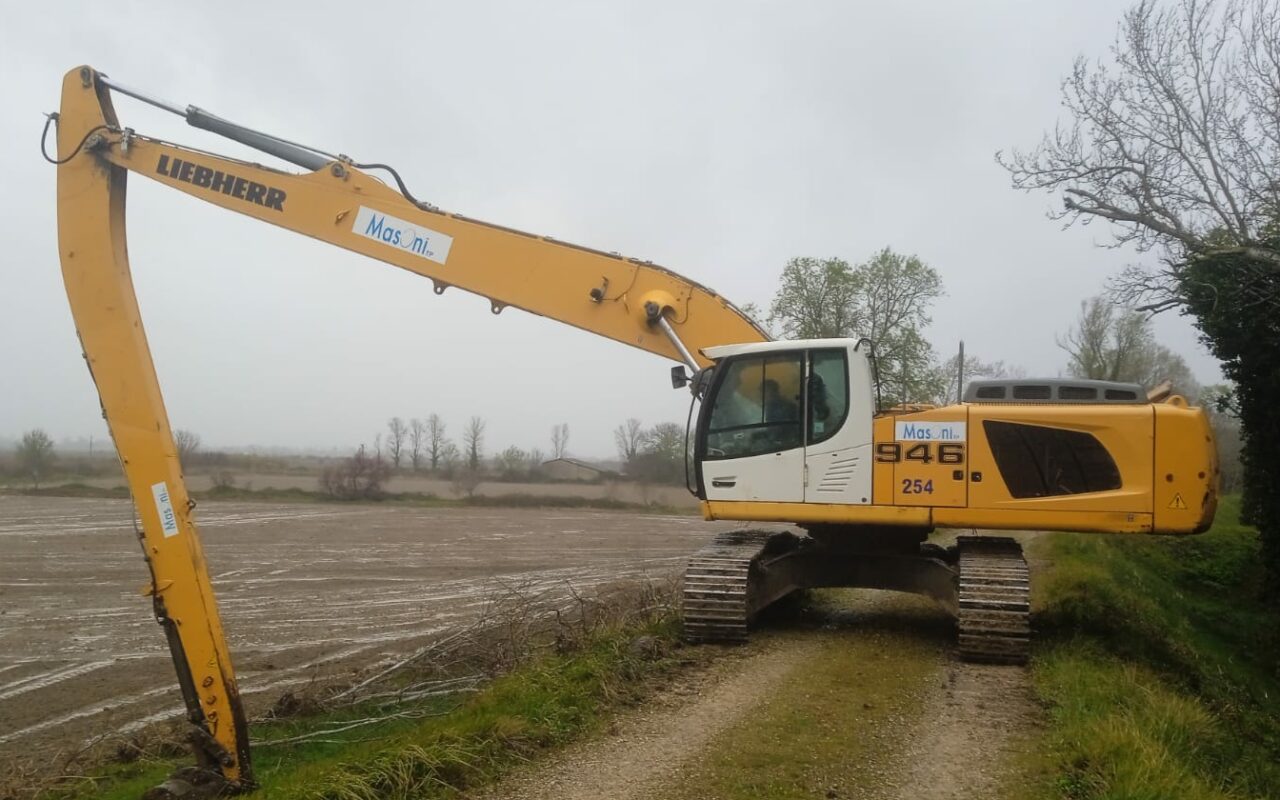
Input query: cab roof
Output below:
<box><xmin>701</xmin><ymin>338</ymin><xmax>862</xmax><ymax>361</ymax></box>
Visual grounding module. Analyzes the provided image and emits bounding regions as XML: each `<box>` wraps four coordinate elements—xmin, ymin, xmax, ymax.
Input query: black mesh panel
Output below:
<box><xmin>983</xmin><ymin>420</ymin><xmax>1122</xmax><ymax>498</ymax></box>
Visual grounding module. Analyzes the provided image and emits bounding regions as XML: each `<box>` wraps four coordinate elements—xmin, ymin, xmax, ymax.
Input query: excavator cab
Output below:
<box><xmin>693</xmin><ymin>339</ymin><xmax>875</xmax><ymax>505</ymax></box>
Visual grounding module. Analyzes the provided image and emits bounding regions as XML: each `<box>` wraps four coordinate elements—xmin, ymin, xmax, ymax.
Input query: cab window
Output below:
<box><xmin>705</xmin><ymin>353</ymin><xmax>803</xmax><ymax>459</ymax></box>
<box><xmin>808</xmin><ymin>349</ymin><xmax>849</xmax><ymax>445</ymax></box>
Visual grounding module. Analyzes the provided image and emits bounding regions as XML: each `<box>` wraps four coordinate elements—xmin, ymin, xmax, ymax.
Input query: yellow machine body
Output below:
<box><xmin>702</xmin><ymin>402</ymin><xmax>1218</xmax><ymax>534</ymax></box>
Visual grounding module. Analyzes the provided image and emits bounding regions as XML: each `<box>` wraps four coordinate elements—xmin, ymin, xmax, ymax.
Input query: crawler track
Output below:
<box><xmin>956</xmin><ymin>536</ymin><xmax>1031</xmax><ymax>665</ymax></box>
<box><xmin>682</xmin><ymin>530</ymin><xmax>1033</xmax><ymax>664</ymax></box>
<box><xmin>681</xmin><ymin>530</ymin><xmax>779</xmax><ymax>643</ymax></box>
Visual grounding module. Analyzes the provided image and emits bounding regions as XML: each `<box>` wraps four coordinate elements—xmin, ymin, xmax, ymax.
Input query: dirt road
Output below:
<box><xmin>0</xmin><ymin>495</ymin><xmax>736</xmax><ymax>762</ymax></box>
<box><xmin>476</xmin><ymin>589</ymin><xmax>1041</xmax><ymax>800</ymax></box>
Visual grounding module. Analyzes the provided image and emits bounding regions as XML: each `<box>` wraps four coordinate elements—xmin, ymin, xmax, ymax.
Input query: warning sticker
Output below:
<box><xmin>1168</xmin><ymin>493</ymin><xmax>1188</xmax><ymax>510</ymax></box>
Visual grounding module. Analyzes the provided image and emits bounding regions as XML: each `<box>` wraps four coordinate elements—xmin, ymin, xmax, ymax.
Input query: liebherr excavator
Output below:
<box><xmin>51</xmin><ymin>66</ymin><xmax>1218</xmax><ymax>796</ymax></box>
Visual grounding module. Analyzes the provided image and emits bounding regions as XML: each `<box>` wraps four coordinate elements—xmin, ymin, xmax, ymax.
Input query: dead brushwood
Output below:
<box><xmin>330</xmin><ymin>576</ymin><xmax>678</xmax><ymax>711</ymax></box>
<box><xmin>0</xmin><ymin>722</ymin><xmax>189</xmax><ymax>800</ymax></box>
<box><xmin>299</xmin><ymin>579</ymin><xmax>685</xmax><ymax>800</ymax></box>
<box><xmin>255</xmin><ymin>710</ymin><xmax>444</xmax><ymax>748</ymax></box>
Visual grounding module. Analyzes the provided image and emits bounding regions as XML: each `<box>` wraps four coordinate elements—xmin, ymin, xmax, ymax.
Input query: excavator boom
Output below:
<box><xmin>54</xmin><ymin>65</ymin><xmax>764</xmax><ymax>792</ymax></box>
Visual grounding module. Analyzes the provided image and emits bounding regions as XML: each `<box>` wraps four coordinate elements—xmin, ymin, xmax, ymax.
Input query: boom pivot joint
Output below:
<box><xmin>645</xmin><ymin>300</ymin><xmax>699</xmax><ymax>377</ymax></box>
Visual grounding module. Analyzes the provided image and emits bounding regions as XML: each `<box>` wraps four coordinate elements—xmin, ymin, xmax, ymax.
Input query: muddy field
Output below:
<box><xmin>70</xmin><ymin>472</ymin><xmax>700</xmax><ymax>509</ymax></box>
<box><xmin>0</xmin><ymin>495</ymin><xmax>739</xmax><ymax>763</ymax></box>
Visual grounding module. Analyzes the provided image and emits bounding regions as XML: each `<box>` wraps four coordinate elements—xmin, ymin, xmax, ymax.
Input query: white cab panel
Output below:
<box><xmin>701</xmin><ymin>447</ymin><xmax>805</xmax><ymax>503</ymax></box>
<box><xmin>805</xmin><ymin>444</ymin><xmax>872</xmax><ymax>503</ymax></box>
<box><xmin>804</xmin><ymin>344</ymin><xmax>874</xmax><ymax>504</ymax></box>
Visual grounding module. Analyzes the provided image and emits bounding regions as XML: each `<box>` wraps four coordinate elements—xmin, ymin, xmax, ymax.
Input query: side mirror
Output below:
<box><xmin>670</xmin><ymin>365</ymin><xmax>690</xmax><ymax>389</ymax></box>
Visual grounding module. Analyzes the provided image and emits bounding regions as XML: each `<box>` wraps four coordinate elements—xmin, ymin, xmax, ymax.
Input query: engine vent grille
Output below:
<box><xmin>816</xmin><ymin>454</ymin><xmax>859</xmax><ymax>493</ymax></box>
<box><xmin>964</xmin><ymin>379</ymin><xmax>1146</xmax><ymax>405</ymax></box>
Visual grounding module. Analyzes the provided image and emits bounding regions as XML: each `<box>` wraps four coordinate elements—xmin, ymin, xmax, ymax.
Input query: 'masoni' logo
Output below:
<box><xmin>895</xmin><ymin>421</ymin><xmax>967</xmax><ymax>442</ymax></box>
<box><xmin>352</xmin><ymin>207</ymin><xmax>453</xmax><ymax>265</ymax></box>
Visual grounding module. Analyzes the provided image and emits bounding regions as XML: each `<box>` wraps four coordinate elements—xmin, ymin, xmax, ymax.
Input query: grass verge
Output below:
<box><xmin>1026</xmin><ymin>495</ymin><xmax>1280</xmax><ymax>799</ymax></box>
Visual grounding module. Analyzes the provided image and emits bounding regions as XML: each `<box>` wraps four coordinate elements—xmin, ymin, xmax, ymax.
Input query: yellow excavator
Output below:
<box><xmin>50</xmin><ymin>66</ymin><xmax>1218</xmax><ymax>796</ymax></box>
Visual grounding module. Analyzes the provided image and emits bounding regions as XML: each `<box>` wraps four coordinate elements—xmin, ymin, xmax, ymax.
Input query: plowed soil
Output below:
<box><xmin>0</xmin><ymin>495</ymin><xmax>733</xmax><ymax>764</ymax></box>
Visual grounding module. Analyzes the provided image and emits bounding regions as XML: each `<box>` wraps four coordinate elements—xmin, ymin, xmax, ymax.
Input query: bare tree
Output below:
<box><xmin>528</xmin><ymin>447</ymin><xmax>546</xmax><ymax>479</ymax></box>
<box><xmin>408</xmin><ymin>418</ymin><xmax>426</xmax><ymax>471</ymax></box>
<box><xmin>1059</xmin><ymin>296</ymin><xmax>1200</xmax><ymax>397</ymax></box>
<box><xmin>933</xmin><ymin>353</ymin><xmax>1021</xmax><ymax>406</ymax></box>
<box><xmin>427</xmin><ymin>414</ymin><xmax>449</xmax><ymax>471</ymax></box>
<box><xmin>386</xmin><ymin>417</ymin><xmax>408</xmax><ymax>469</ymax></box>
<box><xmin>464</xmin><ymin>416</ymin><xmax>486</xmax><ymax>471</ymax></box>
<box><xmin>1001</xmin><ymin>0</ymin><xmax>1280</xmax><ymax>588</ymax></box>
<box><xmin>440</xmin><ymin>441</ymin><xmax>461</xmax><ymax>473</ymax></box>
<box><xmin>17</xmin><ymin>429</ymin><xmax>55</xmax><ymax>489</ymax></box>
<box><xmin>320</xmin><ymin>444</ymin><xmax>391</xmax><ymax>500</ymax></box>
<box><xmin>1059</xmin><ymin>297</ymin><xmax>1153</xmax><ymax>383</ymax></box>
<box><xmin>450</xmin><ymin>469</ymin><xmax>483</xmax><ymax>499</ymax></box>
<box><xmin>551</xmin><ymin>423</ymin><xmax>569</xmax><ymax>460</ymax></box>
<box><xmin>629</xmin><ymin>422</ymin><xmax>686</xmax><ymax>484</ymax></box>
<box><xmin>173</xmin><ymin>429</ymin><xmax>201</xmax><ymax>464</ymax></box>
<box><xmin>998</xmin><ymin>0</ymin><xmax>1280</xmax><ymax>306</ymax></box>
<box><xmin>1141</xmin><ymin>342</ymin><xmax>1201</xmax><ymax>399</ymax></box>
<box><xmin>613</xmin><ymin>418</ymin><xmax>644</xmax><ymax>464</ymax></box>
<box><xmin>1202</xmin><ymin>384</ymin><xmax>1245</xmax><ymax>490</ymax></box>
<box><xmin>494</xmin><ymin>446</ymin><xmax>530</xmax><ymax>480</ymax></box>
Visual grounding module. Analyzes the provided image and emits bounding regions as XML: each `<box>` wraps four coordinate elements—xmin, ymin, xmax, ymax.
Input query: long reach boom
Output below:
<box><xmin>52</xmin><ymin>65</ymin><xmax>1219</xmax><ymax>797</ymax></box>
<box><xmin>54</xmin><ymin>65</ymin><xmax>764</xmax><ymax>792</ymax></box>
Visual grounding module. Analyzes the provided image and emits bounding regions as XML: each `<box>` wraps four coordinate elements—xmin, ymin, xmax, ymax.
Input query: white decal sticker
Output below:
<box><xmin>895</xmin><ymin>421</ymin><xmax>966</xmax><ymax>442</ymax></box>
<box><xmin>352</xmin><ymin>206</ymin><xmax>453</xmax><ymax>265</ymax></box>
<box><xmin>151</xmin><ymin>481</ymin><xmax>180</xmax><ymax>538</ymax></box>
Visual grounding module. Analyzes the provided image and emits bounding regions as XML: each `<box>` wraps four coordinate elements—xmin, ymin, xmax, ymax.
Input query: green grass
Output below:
<box><xmin>1026</xmin><ymin>496</ymin><xmax>1280</xmax><ymax>800</ymax></box>
<box><xmin>51</xmin><ymin>619</ymin><xmax>690</xmax><ymax>800</ymax></box>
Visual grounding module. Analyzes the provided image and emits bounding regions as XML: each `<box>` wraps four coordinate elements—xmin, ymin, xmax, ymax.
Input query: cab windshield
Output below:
<box><xmin>703</xmin><ymin>353</ymin><xmax>803</xmax><ymax>459</ymax></box>
<box><xmin>699</xmin><ymin>348</ymin><xmax>851</xmax><ymax>462</ymax></box>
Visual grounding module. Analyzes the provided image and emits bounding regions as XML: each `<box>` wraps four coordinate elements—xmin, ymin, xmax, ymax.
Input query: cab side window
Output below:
<box><xmin>808</xmin><ymin>349</ymin><xmax>849</xmax><ymax>445</ymax></box>
<box><xmin>705</xmin><ymin>353</ymin><xmax>803</xmax><ymax>459</ymax></box>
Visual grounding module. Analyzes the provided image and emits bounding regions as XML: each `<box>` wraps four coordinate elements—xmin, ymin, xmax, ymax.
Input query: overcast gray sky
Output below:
<box><xmin>0</xmin><ymin>1</ymin><xmax>1222</xmax><ymax>460</ymax></box>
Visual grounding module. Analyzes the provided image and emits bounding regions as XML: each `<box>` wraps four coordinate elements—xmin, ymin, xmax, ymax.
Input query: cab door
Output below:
<box><xmin>699</xmin><ymin>351</ymin><xmax>806</xmax><ymax>503</ymax></box>
<box><xmin>804</xmin><ymin>346</ymin><xmax>874</xmax><ymax>504</ymax></box>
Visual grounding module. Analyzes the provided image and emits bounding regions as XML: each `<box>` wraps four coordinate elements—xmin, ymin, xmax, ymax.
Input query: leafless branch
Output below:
<box><xmin>1000</xmin><ymin>0</ymin><xmax>1280</xmax><ymax>298</ymax></box>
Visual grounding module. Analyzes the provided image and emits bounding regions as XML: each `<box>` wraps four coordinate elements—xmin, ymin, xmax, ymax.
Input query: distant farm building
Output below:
<box><xmin>542</xmin><ymin>458</ymin><xmax>606</xmax><ymax>482</ymax></box>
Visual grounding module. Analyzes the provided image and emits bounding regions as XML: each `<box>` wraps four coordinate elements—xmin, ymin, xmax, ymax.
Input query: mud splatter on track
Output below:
<box><xmin>0</xmin><ymin>495</ymin><xmax>735</xmax><ymax>761</ymax></box>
